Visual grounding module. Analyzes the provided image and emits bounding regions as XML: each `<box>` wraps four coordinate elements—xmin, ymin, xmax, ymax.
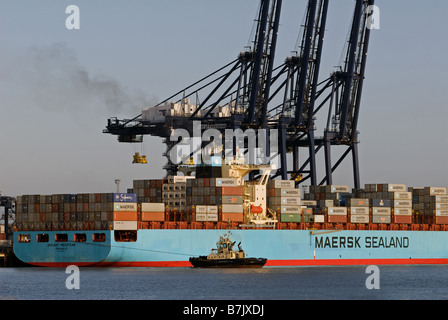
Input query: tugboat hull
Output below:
<box><xmin>189</xmin><ymin>256</ymin><xmax>267</xmax><ymax>268</ymax></box>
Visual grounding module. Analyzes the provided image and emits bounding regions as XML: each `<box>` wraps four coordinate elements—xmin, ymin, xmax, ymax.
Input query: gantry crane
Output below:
<box><xmin>103</xmin><ymin>0</ymin><xmax>376</xmax><ymax>189</ymax></box>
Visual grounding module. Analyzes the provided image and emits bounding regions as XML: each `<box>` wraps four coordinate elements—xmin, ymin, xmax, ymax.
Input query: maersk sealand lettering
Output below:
<box><xmin>315</xmin><ymin>236</ymin><xmax>361</xmax><ymax>248</ymax></box>
<box><xmin>315</xmin><ymin>236</ymin><xmax>409</xmax><ymax>248</ymax></box>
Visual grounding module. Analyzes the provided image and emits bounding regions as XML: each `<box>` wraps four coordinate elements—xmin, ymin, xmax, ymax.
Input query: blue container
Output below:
<box><xmin>113</xmin><ymin>193</ymin><xmax>137</xmax><ymax>203</ymax></box>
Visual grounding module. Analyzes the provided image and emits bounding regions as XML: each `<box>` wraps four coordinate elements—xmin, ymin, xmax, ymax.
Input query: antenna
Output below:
<box><xmin>115</xmin><ymin>179</ymin><xmax>121</xmax><ymax>193</ymax></box>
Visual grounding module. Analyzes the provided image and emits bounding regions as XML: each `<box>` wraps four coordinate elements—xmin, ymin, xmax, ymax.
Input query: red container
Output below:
<box><xmin>394</xmin><ymin>216</ymin><xmax>412</xmax><ymax>224</ymax></box>
<box><xmin>327</xmin><ymin>215</ymin><xmax>347</xmax><ymax>223</ymax></box>
<box><xmin>218</xmin><ymin>187</ymin><xmax>243</xmax><ymax>196</ymax></box>
<box><xmin>34</xmin><ymin>204</ymin><xmax>40</xmax><ymax>213</ymax></box>
<box><xmin>113</xmin><ymin>212</ymin><xmax>138</xmax><ymax>221</ymax></box>
<box><xmin>39</xmin><ymin>213</ymin><xmax>46</xmax><ymax>222</ymax></box>
<box><xmin>221</xmin><ymin>212</ymin><xmax>244</xmax><ymax>222</ymax></box>
<box><xmin>141</xmin><ymin>212</ymin><xmax>165</xmax><ymax>222</ymax></box>
<box><xmin>435</xmin><ymin>216</ymin><xmax>448</xmax><ymax>224</ymax></box>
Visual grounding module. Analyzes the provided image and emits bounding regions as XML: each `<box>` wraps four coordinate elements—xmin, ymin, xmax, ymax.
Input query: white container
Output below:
<box><xmin>212</xmin><ymin>178</ymin><xmax>240</xmax><ymax>186</ymax></box>
<box><xmin>325</xmin><ymin>185</ymin><xmax>350</xmax><ymax>193</ymax></box>
<box><xmin>350</xmin><ymin>207</ymin><xmax>369</xmax><ymax>215</ymax></box>
<box><xmin>270</xmin><ymin>197</ymin><xmax>301</xmax><ymax>206</ymax></box>
<box><xmin>390</xmin><ymin>192</ymin><xmax>412</xmax><ymax>200</ymax></box>
<box><xmin>301</xmin><ymin>200</ymin><xmax>317</xmax><ymax>206</ymax></box>
<box><xmin>372</xmin><ymin>207</ymin><xmax>391</xmax><ymax>216</ymax></box>
<box><xmin>207</xmin><ymin>213</ymin><xmax>219</xmax><ymax>221</ymax></box>
<box><xmin>273</xmin><ymin>189</ymin><xmax>301</xmax><ymax>197</ymax></box>
<box><xmin>383</xmin><ymin>184</ymin><xmax>407</xmax><ymax>192</ymax></box>
<box><xmin>141</xmin><ymin>203</ymin><xmax>165</xmax><ymax>212</ymax></box>
<box><xmin>114</xmin><ymin>203</ymin><xmax>138</xmax><ymax>212</ymax></box>
<box><xmin>328</xmin><ymin>207</ymin><xmax>347</xmax><ymax>215</ymax></box>
<box><xmin>392</xmin><ymin>200</ymin><xmax>412</xmax><ymax>208</ymax></box>
<box><xmin>195</xmin><ymin>205</ymin><xmax>208</xmax><ymax>214</ymax></box>
<box><xmin>267</xmin><ymin>180</ymin><xmax>295</xmax><ymax>189</ymax></box>
<box><xmin>424</xmin><ymin>187</ymin><xmax>447</xmax><ymax>196</ymax></box>
<box><xmin>393</xmin><ymin>208</ymin><xmax>412</xmax><ymax>216</ymax></box>
<box><xmin>280</xmin><ymin>206</ymin><xmax>301</xmax><ymax>214</ymax></box>
<box><xmin>350</xmin><ymin>215</ymin><xmax>369</xmax><ymax>223</ymax></box>
<box><xmin>113</xmin><ymin>221</ymin><xmax>137</xmax><ymax>230</ymax></box>
<box><xmin>221</xmin><ymin>204</ymin><xmax>244</xmax><ymax>213</ymax></box>
<box><xmin>314</xmin><ymin>215</ymin><xmax>325</xmax><ymax>223</ymax></box>
<box><xmin>195</xmin><ymin>213</ymin><xmax>207</xmax><ymax>222</ymax></box>
<box><xmin>436</xmin><ymin>210</ymin><xmax>448</xmax><ymax>217</ymax></box>
<box><xmin>207</xmin><ymin>206</ymin><xmax>218</xmax><ymax>214</ymax></box>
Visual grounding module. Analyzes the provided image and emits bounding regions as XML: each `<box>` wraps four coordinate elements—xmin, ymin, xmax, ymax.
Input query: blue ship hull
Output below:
<box><xmin>13</xmin><ymin>229</ymin><xmax>448</xmax><ymax>267</ymax></box>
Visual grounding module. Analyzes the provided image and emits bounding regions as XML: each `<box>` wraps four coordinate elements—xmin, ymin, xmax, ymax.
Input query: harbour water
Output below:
<box><xmin>1</xmin><ymin>265</ymin><xmax>448</xmax><ymax>300</ymax></box>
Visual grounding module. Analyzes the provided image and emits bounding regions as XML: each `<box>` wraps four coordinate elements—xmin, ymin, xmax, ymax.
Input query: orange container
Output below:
<box><xmin>327</xmin><ymin>215</ymin><xmax>347</xmax><ymax>223</ymax></box>
<box><xmin>221</xmin><ymin>212</ymin><xmax>244</xmax><ymax>222</ymax></box>
<box><xmin>113</xmin><ymin>211</ymin><xmax>138</xmax><ymax>221</ymax></box>
<box><xmin>141</xmin><ymin>212</ymin><xmax>165</xmax><ymax>222</ymax></box>
<box><xmin>218</xmin><ymin>187</ymin><xmax>243</xmax><ymax>196</ymax></box>
<box><xmin>435</xmin><ymin>216</ymin><xmax>448</xmax><ymax>224</ymax></box>
<box><xmin>394</xmin><ymin>215</ymin><xmax>412</xmax><ymax>224</ymax></box>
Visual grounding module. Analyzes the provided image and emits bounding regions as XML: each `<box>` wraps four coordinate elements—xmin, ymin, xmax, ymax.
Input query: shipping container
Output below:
<box><xmin>113</xmin><ymin>203</ymin><xmax>138</xmax><ymax>212</ymax></box>
<box><xmin>280</xmin><ymin>213</ymin><xmax>301</xmax><ymax>223</ymax></box>
<box><xmin>270</xmin><ymin>188</ymin><xmax>301</xmax><ymax>197</ymax></box>
<box><xmin>113</xmin><ymin>193</ymin><xmax>138</xmax><ymax>203</ymax></box>
<box><xmin>394</xmin><ymin>216</ymin><xmax>412</xmax><ymax>224</ymax></box>
<box><xmin>314</xmin><ymin>215</ymin><xmax>325</xmax><ymax>223</ymax></box>
<box><xmin>350</xmin><ymin>207</ymin><xmax>369</xmax><ymax>215</ymax></box>
<box><xmin>221</xmin><ymin>204</ymin><xmax>244</xmax><ymax>213</ymax></box>
<box><xmin>195</xmin><ymin>213</ymin><xmax>207</xmax><ymax>222</ymax></box>
<box><xmin>301</xmin><ymin>200</ymin><xmax>317</xmax><ymax>206</ymax></box>
<box><xmin>217</xmin><ymin>187</ymin><xmax>243</xmax><ymax>196</ymax></box>
<box><xmin>350</xmin><ymin>215</ymin><xmax>369</xmax><ymax>223</ymax></box>
<box><xmin>424</xmin><ymin>187</ymin><xmax>447</xmax><ymax>196</ymax></box>
<box><xmin>392</xmin><ymin>200</ymin><xmax>412</xmax><ymax>208</ymax></box>
<box><xmin>372</xmin><ymin>207</ymin><xmax>391</xmax><ymax>215</ymax></box>
<box><xmin>221</xmin><ymin>212</ymin><xmax>244</xmax><ymax>222</ymax></box>
<box><xmin>435</xmin><ymin>216</ymin><xmax>448</xmax><ymax>224</ymax></box>
<box><xmin>393</xmin><ymin>208</ymin><xmax>412</xmax><ymax>216</ymax></box>
<box><xmin>113</xmin><ymin>212</ymin><xmax>138</xmax><ymax>221</ymax></box>
<box><xmin>141</xmin><ymin>203</ymin><xmax>165</xmax><ymax>212</ymax></box>
<box><xmin>372</xmin><ymin>215</ymin><xmax>391</xmax><ymax>224</ymax></box>
<box><xmin>370</xmin><ymin>199</ymin><xmax>391</xmax><ymax>207</ymax></box>
<box><xmin>141</xmin><ymin>212</ymin><xmax>165</xmax><ymax>222</ymax></box>
<box><xmin>328</xmin><ymin>207</ymin><xmax>347</xmax><ymax>215</ymax></box>
<box><xmin>436</xmin><ymin>210</ymin><xmax>448</xmax><ymax>217</ymax></box>
<box><xmin>270</xmin><ymin>197</ymin><xmax>301</xmax><ymax>205</ymax></box>
<box><xmin>349</xmin><ymin>198</ymin><xmax>369</xmax><ymax>207</ymax></box>
<box><xmin>113</xmin><ymin>221</ymin><xmax>138</xmax><ymax>230</ymax></box>
<box><xmin>382</xmin><ymin>184</ymin><xmax>407</xmax><ymax>192</ymax></box>
<box><xmin>267</xmin><ymin>180</ymin><xmax>295</xmax><ymax>189</ymax></box>
<box><xmin>327</xmin><ymin>215</ymin><xmax>347</xmax><ymax>223</ymax></box>
<box><xmin>280</xmin><ymin>206</ymin><xmax>301</xmax><ymax>214</ymax></box>
<box><xmin>221</xmin><ymin>196</ymin><xmax>244</xmax><ymax>204</ymax></box>
<box><xmin>211</xmin><ymin>178</ymin><xmax>240</xmax><ymax>187</ymax></box>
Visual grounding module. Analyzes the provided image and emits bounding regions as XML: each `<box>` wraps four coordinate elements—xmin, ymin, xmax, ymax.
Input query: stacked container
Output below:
<box><xmin>371</xmin><ymin>199</ymin><xmax>392</xmax><ymax>224</ymax></box>
<box><xmin>304</xmin><ymin>185</ymin><xmax>351</xmax><ymax>223</ymax></box>
<box><xmin>15</xmin><ymin>193</ymin><xmax>137</xmax><ymax>231</ymax></box>
<box><xmin>194</xmin><ymin>205</ymin><xmax>218</xmax><ymax>222</ymax></box>
<box><xmin>141</xmin><ymin>203</ymin><xmax>166</xmax><ymax>222</ymax></box>
<box><xmin>267</xmin><ymin>180</ymin><xmax>303</xmax><ymax>222</ymax></box>
<box><xmin>348</xmin><ymin>198</ymin><xmax>370</xmax><ymax>223</ymax></box>
<box><xmin>411</xmin><ymin>187</ymin><xmax>448</xmax><ymax>224</ymax></box>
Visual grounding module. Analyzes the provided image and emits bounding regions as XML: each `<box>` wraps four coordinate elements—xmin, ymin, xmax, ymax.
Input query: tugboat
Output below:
<box><xmin>189</xmin><ymin>232</ymin><xmax>267</xmax><ymax>268</ymax></box>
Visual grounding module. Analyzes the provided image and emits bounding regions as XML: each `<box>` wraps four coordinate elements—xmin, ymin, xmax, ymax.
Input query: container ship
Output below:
<box><xmin>12</xmin><ymin>160</ymin><xmax>448</xmax><ymax>267</ymax></box>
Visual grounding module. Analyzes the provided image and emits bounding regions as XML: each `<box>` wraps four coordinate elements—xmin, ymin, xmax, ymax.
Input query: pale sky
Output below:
<box><xmin>1</xmin><ymin>1</ymin><xmax>447</xmax><ymax>196</ymax></box>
